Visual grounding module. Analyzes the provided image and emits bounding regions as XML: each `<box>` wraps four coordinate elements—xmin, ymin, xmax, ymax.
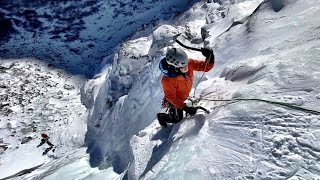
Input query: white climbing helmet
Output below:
<box><xmin>165</xmin><ymin>48</ymin><xmax>189</xmax><ymax>68</ymax></box>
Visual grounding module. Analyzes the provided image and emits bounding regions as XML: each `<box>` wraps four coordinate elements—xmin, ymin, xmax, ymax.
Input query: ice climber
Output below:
<box><xmin>157</xmin><ymin>47</ymin><xmax>215</xmax><ymax>127</ymax></box>
<box><xmin>37</xmin><ymin>133</ymin><xmax>55</xmax><ymax>155</ymax></box>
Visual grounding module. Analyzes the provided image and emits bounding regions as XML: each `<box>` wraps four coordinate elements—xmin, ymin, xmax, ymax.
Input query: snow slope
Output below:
<box><xmin>0</xmin><ymin>59</ymin><xmax>87</xmax><ymax>179</ymax></box>
<box><xmin>84</xmin><ymin>0</ymin><xmax>320</xmax><ymax>179</ymax></box>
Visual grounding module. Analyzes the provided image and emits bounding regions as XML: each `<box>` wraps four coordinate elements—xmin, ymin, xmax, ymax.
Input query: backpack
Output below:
<box><xmin>159</xmin><ymin>58</ymin><xmax>181</xmax><ymax>77</ymax></box>
<box><xmin>41</xmin><ymin>133</ymin><xmax>49</xmax><ymax>138</ymax></box>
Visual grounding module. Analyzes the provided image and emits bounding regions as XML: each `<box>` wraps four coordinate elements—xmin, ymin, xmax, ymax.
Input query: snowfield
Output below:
<box><xmin>0</xmin><ymin>59</ymin><xmax>87</xmax><ymax>179</ymax></box>
<box><xmin>1</xmin><ymin>0</ymin><xmax>320</xmax><ymax>179</ymax></box>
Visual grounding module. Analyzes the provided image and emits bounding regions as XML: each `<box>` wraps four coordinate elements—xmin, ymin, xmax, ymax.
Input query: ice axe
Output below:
<box><xmin>195</xmin><ymin>106</ymin><xmax>210</xmax><ymax>114</ymax></box>
<box><xmin>173</xmin><ymin>33</ymin><xmax>202</xmax><ymax>52</ymax></box>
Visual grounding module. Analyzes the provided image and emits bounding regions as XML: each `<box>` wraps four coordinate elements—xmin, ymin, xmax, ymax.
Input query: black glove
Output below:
<box><xmin>201</xmin><ymin>48</ymin><xmax>215</xmax><ymax>64</ymax></box>
<box><xmin>183</xmin><ymin>104</ymin><xmax>197</xmax><ymax>116</ymax></box>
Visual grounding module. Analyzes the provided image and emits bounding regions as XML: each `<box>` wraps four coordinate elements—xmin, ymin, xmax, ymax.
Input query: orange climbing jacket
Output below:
<box><xmin>160</xmin><ymin>59</ymin><xmax>214</xmax><ymax>110</ymax></box>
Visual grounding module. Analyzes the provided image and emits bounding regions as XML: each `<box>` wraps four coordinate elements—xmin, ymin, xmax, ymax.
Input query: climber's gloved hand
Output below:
<box><xmin>201</xmin><ymin>48</ymin><xmax>215</xmax><ymax>64</ymax></box>
<box><xmin>183</xmin><ymin>104</ymin><xmax>197</xmax><ymax>116</ymax></box>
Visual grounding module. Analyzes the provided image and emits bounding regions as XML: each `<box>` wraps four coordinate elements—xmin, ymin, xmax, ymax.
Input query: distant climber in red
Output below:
<box><xmin>37</xmin><ymin>133</ymin><xmax>55</xmax><ymax>155</ymax></box>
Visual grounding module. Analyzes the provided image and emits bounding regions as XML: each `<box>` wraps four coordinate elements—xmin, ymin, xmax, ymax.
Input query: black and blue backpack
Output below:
<box><xmin>159</xmin><ymin>58</ymin><xmax>180</xmax><ymax>77</ymax></box>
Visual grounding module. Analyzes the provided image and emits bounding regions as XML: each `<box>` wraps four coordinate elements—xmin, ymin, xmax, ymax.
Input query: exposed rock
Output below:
<box><xmin>57</xmin><ymin>90</ymin><xmax>63</xmax><ymax>95</ymax></box>
<box><xmin>21</xmin><ymin>126</ymin><xmax>33</xmax><ymax>134</ymax></box>
<box><xmin>0</xmin><ymin>14</ymin><xmax>15</xmax><ymax>41</ymax></box>
<box><xmin>21</xmin><ymin>136</ymin><xmax>33</xmax><ymax>144</ymax></box>
<box><xmin>63</xmin><ymin>84</ymin><xmax>75</xmax><ymax>90</ymax></box>
<box><xmin>0</xmin><ymin>144</ymin><xmax>8</xmax><ymax>154</ymax></box>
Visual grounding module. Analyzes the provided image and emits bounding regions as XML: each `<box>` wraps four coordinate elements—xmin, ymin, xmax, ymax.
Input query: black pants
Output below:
<box><xmin>157</xmin><ymin>107</ymin><xmax>184</xmax><ymax>125</ymax></box>
<box><xmin>38</xmin><ymin>139</ymin><xmax>54</xmax><ymax>147</ymax></box>
<box><xmin>38</xmin><ymin>139</ymin><xmax>55</xmax><ymax>155</ymax></box>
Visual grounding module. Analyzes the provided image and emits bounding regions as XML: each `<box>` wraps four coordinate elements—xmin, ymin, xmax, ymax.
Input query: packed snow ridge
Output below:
<box><xmin>1</xmin><ymin>0</ymin><xmax>320</xmax><ymax>179</ymax></box>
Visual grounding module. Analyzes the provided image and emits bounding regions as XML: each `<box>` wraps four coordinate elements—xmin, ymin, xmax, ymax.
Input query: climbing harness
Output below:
<box><xmin>161</xmin><ymin>98</ymin><xmax>174</xmax><ymax>113</ymax></box>
<box><xmin>162</xmin><ymin>97</ymin><xmax>210</xmax><ymax>114</ymax></box>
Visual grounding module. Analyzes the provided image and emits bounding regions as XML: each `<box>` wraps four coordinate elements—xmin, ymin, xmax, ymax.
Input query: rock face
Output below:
<box><xmin>21</xmin><ymin>136</ymin><xmax>33</xmax><ymax>144</ymax></box>
<box><xmin>0</xmin><ymin>0</ymin><xmax>198</xmax><ymax>77</ymax></box>
<box><xmin>0</xmin><ymin>13</ymin><xmax>14</xmax><ymax>40</ymax></box>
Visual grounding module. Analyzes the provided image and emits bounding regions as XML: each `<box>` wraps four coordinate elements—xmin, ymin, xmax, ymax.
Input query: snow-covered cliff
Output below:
<box><xmin>84</xmin><ymin>0</ymin><xmax>320</xmax><ymax>179</ymax></box>
<box><xmin>1</xmin><ymin>0</ymin><xmax>320</xmax><ymax>179</ymax></box>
